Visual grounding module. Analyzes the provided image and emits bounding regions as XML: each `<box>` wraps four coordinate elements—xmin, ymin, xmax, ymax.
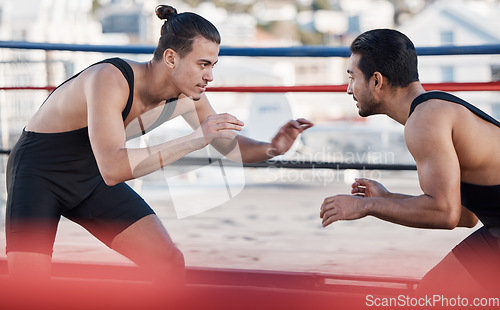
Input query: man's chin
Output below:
<box><xmin>357</xmin><ymin>109</ymin><xmax>371</xmax><ymax>117</ymax></box>
<box><xmin>192</xmin><ymin>91</ymin><xmax>205</xmax><ymax>101</ymax></box>
<box><xmin>183</xmin><ymin>93</ymin><xmax>201</xmax><ymax>101</ymax></box>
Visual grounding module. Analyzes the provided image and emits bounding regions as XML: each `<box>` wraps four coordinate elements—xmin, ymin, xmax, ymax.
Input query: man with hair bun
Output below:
<box><xmin>320</xmin><ymin>28</ymin><xmax>500</xmax><ymax>296</ymax></box>
<box><xmin>5</xmin><ymin>4</ymin><xmax>313</xmax><ymax>287</ymax></box>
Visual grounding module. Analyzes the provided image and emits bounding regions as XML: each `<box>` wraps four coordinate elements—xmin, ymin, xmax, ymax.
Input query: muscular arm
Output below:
<box><xmin>86</xmin><ymin>66</ymin><xmax>136</xmax><ymax>185</ymax></box>
<box><xmin>351</xmin><ymin>178</ymin><xmax>477</xmax><ymax>228</ymax></box>
<box><xmin>321</xmin><ymin>104</ymin><xmax>466</xmax><ymax>229</ymax></box>
<box><xmin>183</xmin><ymin>94</ymin><xmax>313</xmax><ymax>163</ymax></box>
<box><xmin>234</xmin><ymin>120</ymin><xmax>313</xmax><ymax>162</ymax></box>
<box><xmin>86</xmin><ymin>68</ymin><xmax>238</xmax><ymax>185</ymax></box>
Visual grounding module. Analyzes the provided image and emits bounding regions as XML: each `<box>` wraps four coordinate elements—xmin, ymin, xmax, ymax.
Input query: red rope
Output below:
<box><xmin>0</xmin><ymin>86</ymin><xmax>56</xmax><ymax>91</ymax></box>
<box><xmin>208</xmin><ymin>82</ymin><xmax>500</xmax><ymax>92</ymax></box>
<box><xmin>207</xmin><ymin>85</ymin><xmax>348</xmax><ymax>92</ymax></box>
<box><xmin>1</xmin><ymin>82</ymin><xmax>500</xmax><ymax>93</ymax></box>
<box><xmin>422</xmin><ymin>81</ymin><xmax>500</xmax><ymax>92</ymax></box>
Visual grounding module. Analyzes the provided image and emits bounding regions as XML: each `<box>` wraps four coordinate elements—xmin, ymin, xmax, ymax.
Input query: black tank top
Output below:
<box><xmin>43</xmin><ymin>58</ymin><xmax>133</xmax><ymax>120</ymax></box>
<box><xmin>45</xmin><ymin>58</ymin><xmax>177</xmax><ymax>136</ymax></box>
<box><xmin>96</xmin><ymin>58</ymin><xmax>178</xmax><ymax>138</ymax></box>
<box><xmin>409</xmin><ymin>91</ymin><xmax>500</xmax><ymax>230</ymax></box>
<box><xmin>97</xmin><ymin>58</ymin><xmax>135</xmax><ymax>120</ymax></box>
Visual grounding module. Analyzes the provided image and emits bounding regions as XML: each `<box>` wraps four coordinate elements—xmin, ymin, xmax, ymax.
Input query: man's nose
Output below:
<box><xmin>205</xmin><ymin>68</ymin><xmax>213</xmax><ymax>82</ymax></box>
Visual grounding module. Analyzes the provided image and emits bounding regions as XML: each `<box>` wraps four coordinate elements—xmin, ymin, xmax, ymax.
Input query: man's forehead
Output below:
<box><xmin>347</xmin><ymin>54</ymin><xmax>361</xmax><ymax>72</ymax></box>
<box><xmin>188</xmin><ymin>37</ymin><xmax>219</xmax><ymax>60</ymax></box>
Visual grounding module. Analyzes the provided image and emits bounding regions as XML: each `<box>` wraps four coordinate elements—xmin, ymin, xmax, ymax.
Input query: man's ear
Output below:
<box><xmin>163</xmin><ymin>48</ymin><xmax>177</xmax><ymax>68</ymax></box>
<box><xmin>372</xmin><ymin>72</ymin><xmax>384</xmax><ymax>90</ymax></box>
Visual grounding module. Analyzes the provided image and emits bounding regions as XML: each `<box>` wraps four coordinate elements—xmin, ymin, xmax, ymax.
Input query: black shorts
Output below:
<box><xmin>452</xmin><ymin>226</ymin><xmax>500</xmax><ymax>290</ymax></box>
<box><xmin>5</xmin><ymin>128</ymin><xmax>155</xmax><ymax>256</ymax></box>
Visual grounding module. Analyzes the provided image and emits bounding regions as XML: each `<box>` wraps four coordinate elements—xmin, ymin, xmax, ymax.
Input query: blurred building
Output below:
<box><xmin>0</xmin><ymin>0</ymin><xmax>105</xmax><ymax>150</ymax></box>
<box><xmin>399</xmin><ymin>0</ymin><xmax>500</xmax><ymax>118</ymax></box>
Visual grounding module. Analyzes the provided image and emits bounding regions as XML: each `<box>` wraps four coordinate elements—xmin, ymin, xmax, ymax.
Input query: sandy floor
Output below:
<box><xmin>0</xmin><ymin>169</ymin><xmax>476</xmax><ymax>280</ymax></box>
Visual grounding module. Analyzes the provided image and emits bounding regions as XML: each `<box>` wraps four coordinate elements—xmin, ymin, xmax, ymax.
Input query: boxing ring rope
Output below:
<box><xmin>2</xmin><ymin>81</ymin><xmax>500</xmax><ymax>93</ymax></box>
<box><xmin>1</xmin><ymin>40</ymin><xmax>500</xmax><ymax>56</ymax></box>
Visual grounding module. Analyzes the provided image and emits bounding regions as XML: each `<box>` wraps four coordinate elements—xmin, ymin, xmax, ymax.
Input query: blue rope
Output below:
<box><xmin>1</xmin><ymin>40</ymin><xmax>499</xmax><ymax>57</ymax></box>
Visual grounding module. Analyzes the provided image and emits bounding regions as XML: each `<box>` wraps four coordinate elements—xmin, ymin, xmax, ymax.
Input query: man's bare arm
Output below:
<box><xmin>351</xmin><ymin>178</ymin><xmax>478</xmax><ymax>228</ymax></box>
<box><xmin>182</xmin><ymin>94</ymin><xmax>313</xmax><ymax>163</ymax></box>
<box><xmin>321</xmin><ymin>103</ymin><xmax>464</xmax><ymax>229</ymax></box>
<box><xmin>86</xmin><ymin>69</ymin><xmax>242</xmax><ymax>185</ymax></box>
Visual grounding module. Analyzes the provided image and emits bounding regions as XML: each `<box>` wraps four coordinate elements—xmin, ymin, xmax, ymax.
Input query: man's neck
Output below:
<box><xmin>138</xmin><ymin>60</ymin><xmax>180</xmax><ymax>106</ymax></box>
<box><xmin>384</xmin><ymin>82</ymin><xmax>426</xmax><ymax>125</ymax></box>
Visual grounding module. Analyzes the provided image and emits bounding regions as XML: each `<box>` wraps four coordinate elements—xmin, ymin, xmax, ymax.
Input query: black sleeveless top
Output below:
<box><xmin>46</xmin><ymin>57</ymin><xmax>177</xmax><ymax>138</ymax></box>
<box><xmin>98</xmin><ymin>58</ymin><xmax>178</xmax><ymax>139</ymax></box>
<box><xmin>409</xmin><ymin>91</ymin><xmax>500</xmax><ymax>230</ymax></box>
<box><xmin>98</xmin><ymin>58</ymin><xmax>135</xmax><ymax>121</ymax></box>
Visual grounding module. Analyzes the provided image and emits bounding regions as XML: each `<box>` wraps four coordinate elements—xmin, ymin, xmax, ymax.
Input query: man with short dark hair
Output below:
<box><xmin>320</xmin><ymin>28</ymin><xmax>500</xmax><ymax>295</ymax></box>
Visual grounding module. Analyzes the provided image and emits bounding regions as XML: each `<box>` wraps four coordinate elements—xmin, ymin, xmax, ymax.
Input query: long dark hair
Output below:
<box><xmin>350</xmin><ymin>29</ymin><xmax>419</xmax><ymax>87</ymax></box>
<box><xmin>153</xmin><ymin>5</ymin><xmax>221</xmax><ymax>60</ymax></box>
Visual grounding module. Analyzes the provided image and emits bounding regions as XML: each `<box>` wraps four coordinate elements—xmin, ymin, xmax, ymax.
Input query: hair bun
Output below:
<box><xmin>156</xmin><ymin>5</ymin><xmax>178</xmax><ymax>20</ymax></box>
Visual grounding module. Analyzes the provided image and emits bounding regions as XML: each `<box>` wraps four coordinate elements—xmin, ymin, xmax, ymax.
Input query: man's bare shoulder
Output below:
<box><xmin>78</xmin><ymin>61</ymin><xmax>138</xmax><ymax>124</ymax></box>
<box><xmin>403</xmin><ymin>99</ymin><xmax>462</xmax><ymax>158</ymax></box>
<box><xmin>405</xmin><ymin>99</ymin><xmax>457</xmax><ymax>133</ymax></box>
<box><xmin>82</xmin><ymin>62</ymin><xmax>130</xmax><ymax>91</ymax></box>
<box><xmin>404</xmin><ymin>97</ymin><xmax>499</xmax><ymax>170</ymax></box>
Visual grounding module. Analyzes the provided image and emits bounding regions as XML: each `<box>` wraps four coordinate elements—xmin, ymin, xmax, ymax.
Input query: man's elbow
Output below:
<box><xmin>101</xmin><ymin>173</ymin><xmax>121</xmax><ymax>187</ymax></box>
<box><xmin>100</xmin><ymin>166</ymin><xmax>127</xmax><ymax>187</ymax></box>
<box><xmin>439</xmin><ymin>205</ymin><xmax>462</xmax><ymax>230</ymax></box>
<box><xmin>442</xmin><ymin>219</ymin><xmax>459</xmax><ymax>230</ymax></box>
<box><xmin>95</xmin><ymin>150</ymin><xmax>134</xmax><ymax>186</ymax></box>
